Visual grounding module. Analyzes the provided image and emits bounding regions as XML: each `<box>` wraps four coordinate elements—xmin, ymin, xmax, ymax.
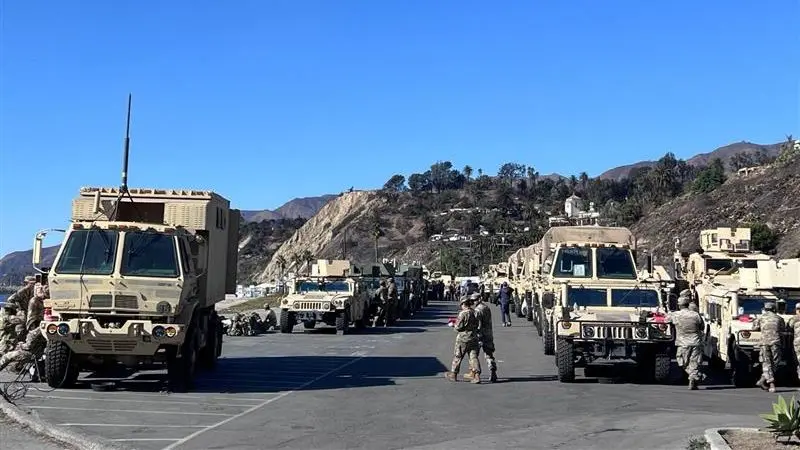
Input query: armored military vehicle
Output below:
<box><xmin>279</xmin><ymin>260</ymin><xmax>370</xmax><ymax>334</ymax></box>
<box><xmin>526</xmin><ymin>226</ymin><xmax>676</xmax><ymax>383</ymax></box>
<box><xmin>673</xmin><ymin>227</ymin><xmax>800</xmax><ymax>386</ymax></box>
<box><xmin>32</xmin><ymin>186</ymin><xmax>238</xmax><ymax>391</ymax></box>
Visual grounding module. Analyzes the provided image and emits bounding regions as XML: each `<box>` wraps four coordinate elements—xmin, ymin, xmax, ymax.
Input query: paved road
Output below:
<box><xmin>4</xmin><ymin>301</ymin><xmax>789</xmax><ymax>449</ymax></box>
<box><xmin>0</xmin><ymin>412</ymin><xmax>74</xmax><ymax>450</ymax></box>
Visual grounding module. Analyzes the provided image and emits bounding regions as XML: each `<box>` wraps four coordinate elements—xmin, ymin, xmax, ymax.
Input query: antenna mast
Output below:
<box><xmin>121</xmin><ymin>93</ymin><xmax>132</xmax><ymax>192</ymax></box>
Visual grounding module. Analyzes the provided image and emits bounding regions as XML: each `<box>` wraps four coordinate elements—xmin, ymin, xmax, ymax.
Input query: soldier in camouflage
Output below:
<box><xmin>0</xmin><ymin>281</ymin><xmax>48</xmax><ymax>375</ymax></box>
<box><xmin>386</xmin><ymin>278</ymin><xmax>398</xmax><ymax>325</ymax></box>
<box><xmin>752</xmin><ymin>301</ymin><xmax>785</xmax><ymax>393</ymax></box>
<box><xmin>445</xmin><ymin>296</ymin><xmax>481</xmax><ymax>383</ymax></box>
<box><xmin>470</xmin><ymin>293</ymin><xmax>497</xmax><ymax>383</ymax></box>
<box><xmin>667</xmin><ymin>290</ymin><xmax>706</xmax><ymax>390</ymax></box>
<box><xmin>788</xmin><ymin>306</ymin><xmax>800</xmax><ymax>381</ymax></box>
<box><xmin>262</xmin><ymin>304</ymin><xmax>278</xmax><ymax>331</ymax></box>
<box><xmin>373</xmin><ymin>280</ymin><xmax>388</xmax><ymax>327</ymax></box>
<box><xmin>0</xmin><ymin>275</ymin><xmax>36</xmax><ymax>354</ymax></box>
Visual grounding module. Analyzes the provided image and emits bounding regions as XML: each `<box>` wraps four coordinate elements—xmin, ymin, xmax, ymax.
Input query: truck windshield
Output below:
<box><xmin>566</xmin><ymin>287</ymin><xmax>607</xmax><ymax>307</ymax></box>
<box><xmin>596</xmin><ymin>247</ymin><xmax>636</xmax><ymax>279</ymax></box>
<box><xmin>55</xmin><ymin>229</ymin><xmax>118</xmax><ymax>275</ymax></box>
<box><xmin>739</xmin><ymin>298</ymin><xmax>800</xmax><ymax>315</ymax></box>
<box><xmin>553</xmin><ymin>247</ymin><xmax>592</xmax><ymax>278</ymax></box>
<box><xmin>120</xmin><ymin>231</ymin><xmax>179</xmax><ymax>278</ymax></box>
<box><xmin>611</xmin><ymin>289</ymin><xmax>659</xmax><ymax>307</ymax></box>
<box><xmin>706</xmin><ymin>258</ymin><xmax>735</xmax><ymax>273</ymax></box>
<box><xmin>297</xmin><ymin>280</ymin><xmax>351</xmax><ymax>292</ymax></box>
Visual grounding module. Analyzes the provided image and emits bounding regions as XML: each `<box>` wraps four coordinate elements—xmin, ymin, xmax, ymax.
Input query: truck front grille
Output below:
<box><xmin>86</xmin><ymin>339</ymin><xmax>138</xmax><ymax>353</ymax></box>
<box><xmin>89</xmin><ymin>295</ymin><xmax>112</xmax><ymax>309</ymax></box>
<box><xmin>114</xmin><ymin>295</ymin><xmax>138</xmax><ymax>309</ymax></box>
<box><xmin>294</xmin><ymin>302</ymin><xmax>324</xmax><ymax>311</ymax></box>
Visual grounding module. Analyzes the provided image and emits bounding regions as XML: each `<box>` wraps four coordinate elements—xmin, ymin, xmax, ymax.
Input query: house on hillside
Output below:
<box><xmin>548</xmin><ymin>194</ymin><xmax>601</xmax><ymax>226</ymax></box>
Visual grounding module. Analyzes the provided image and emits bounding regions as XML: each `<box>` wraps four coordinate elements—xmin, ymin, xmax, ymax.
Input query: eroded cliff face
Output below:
<box><xmin>632</xmin><ymin>156</ymin><xmax>800</xmax><ymax>263</ymax></box>
<box><xmin>258</xmin><ymin>191</ymin><xmax>383</xmax><ymax>282</ymax></box>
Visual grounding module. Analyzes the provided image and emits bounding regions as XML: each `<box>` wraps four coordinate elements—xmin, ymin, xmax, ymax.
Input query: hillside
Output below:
<box><xmin>0</xmin><ymin>246</ymin><xmax>58</xmax><ymax>286</ymax></box>
<box><xmin>598</xmin><ymin>141</ymin><xmax>782</xmax><ymax>181</ymax></box>
<box><xmin>240</xmin><ymin>195</ymin><xmax>336</xmax><ymax>222</ymax></box>
<box><xmin>632</xmin><ymin>155</ymin><xmax>800</xmax><ymax>264</ymax></box>
<box><xmin>237</xmin><ymin>218</ymin><xmax>308</xmax><ymax>283</ymax></box>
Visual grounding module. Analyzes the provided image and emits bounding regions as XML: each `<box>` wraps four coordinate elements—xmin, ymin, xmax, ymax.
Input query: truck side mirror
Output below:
<box><xmin>646</xmin><ymin>255</ymin><xmax>654</xmax><ymax>274</ymax></box>
<box><xmin>33</xmin><ymin>234</ymin><xmax>43</xmax><ymax>265</ymax></box>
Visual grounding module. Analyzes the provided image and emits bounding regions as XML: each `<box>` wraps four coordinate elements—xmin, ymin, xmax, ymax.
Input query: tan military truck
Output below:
<box><xmin>527</xmin><ymin>226</ymin><xmax>676</xmax><ymax>382</ymax></box>
<box><xmin>674</xmin><ymin>227</ymin><xmax>800</xmax><ymax>386</ymax></box>
<box><xmin>32</xmin><ymin>186</ymin><xmax>239</xmax><ymax>392</ymax></box>
<box><xmin>279</xmin><ymin>259</ymin><xmax>370</xmax><ymax>334</ymax></box>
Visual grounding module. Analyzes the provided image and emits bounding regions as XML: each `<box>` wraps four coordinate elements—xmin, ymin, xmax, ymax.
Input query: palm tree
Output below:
<box><xmin>275</xmin><ymin>254</ymin><xmax>287</xmax><ymax>278</ymax></box>
<box><xmin>477</xmin><ymin>168</ymin><xmax>483</xmax><ymax>177</ymax></box>
<box><xmin>291</xmin><ymin>252</ymin><xmax>303</xmax><ymax>275</ymax></box>
<box><xmin>373</xmin><ymin>223</ymin><xmax>384</xmax><ymax>262</ymax></box>
<box><xmin>579</xmin><ymin>172</ymin><xmax>589</xmax><ymax>192</ymax></box>
<box><xmin>301</xmin><ymin>250</ymin><xmax>314</xmax><ymax>275</ymax></box>
<box><xmin>463</xmin><ymin>165</ymin><xmax>473</xmax><ymax>182</ymax></box>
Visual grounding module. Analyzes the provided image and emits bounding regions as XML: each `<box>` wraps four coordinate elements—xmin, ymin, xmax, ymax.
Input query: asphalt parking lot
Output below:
<box><xmin>4</xmin><ymin>301</ymin><xmax>791</xmax><ymax>449</ymax></box>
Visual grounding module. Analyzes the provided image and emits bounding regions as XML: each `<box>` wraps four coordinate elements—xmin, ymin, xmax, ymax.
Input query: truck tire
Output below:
<box><xmin>167</xmin><ymin>328</ymin><xmax>197</xmax><ymax>393</ymax></box>
<box><xmin>653</xmin><ymin>349</ymin><xmax>671</xmax><ymax>384</ymax></box>
<box><xmin>44</xmin><ymin>341</ymin><xmax>79</xmax><ymax>389</ymax></box>
<box><xmin>534</xmin><ymin>305</ymin><xmax>543</xmax><ymax>337</ymax></box>
<box><xmin>198</xmin><ymin>312</ymin><xmax>221</xmax><ymax>370</ymax></box>
<box><xmin>303</xmin><ymin>320</ymin><xmax>316</xmax><ymax>329</ymax></box>
<box><xmin>543</xmin><ymin>322</ymin><xmax>555</xmax><ymax>356</ymax></box>
<box><xmin>336</xmin><ymin>310</ymin><xmax>349</xmax><ymax>335</ymax></box>
<box><xmin>731</xmin><ymin>351</ymin><xmax>753</xmax><ymax>388</ymax></box>
<box><xmin>526</xmin><ymin>304</ymin><xmax>534</xmax><ymax>322</ymax></box>
<box><xmin>556</xmin><ymin>338</ymin><xmax>575</xmax><ymax>382</ymax></box>
<box><xmin>280</xmin><ymin>310</ymin><xmax>294</xmax><ymax>334</ymax></box>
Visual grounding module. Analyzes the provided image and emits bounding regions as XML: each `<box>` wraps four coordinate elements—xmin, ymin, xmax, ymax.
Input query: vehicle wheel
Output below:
<box><xmin>198</xmin><ymin>312</ymin><xmax>220</xmax><ymax>370</ymax></box>
<box><xmin>534</xmin><ymin>306</ymin><xmax>543</xmax><ymax>337</ymax></box>
<box><xmin>526</xmin><ymin>303</ymin><xmax>533</xmax><ymax>322</ymax></box>
<box><xmin>543</xmin><ymin>322</ymin><xmax>555</xmax><ymax>356</ymax></box>
<box><xmin>556</xmin><ymin>338</ymin><xmax>575</xmax><ymax>382</ymax></box>
<box><xmin>279</xmin><ymin>310</ymin><xmax>294</xmax><ymax>334</ymax></box>
<box><xmin>167</xmin><ymin>329</ymin><xmax>197</xmax><ymax>393</ymax></box>
<box><xmin>336</xmin><ymin>310</ymin><xmax>349</xmax><ymax>335</ymax></box>
<box><xmin>44</xmin><ymin>341</ymin><xmax>79</xmax><ymax>389</ymax></box>
<box><xmin>653</xmin><ymin>348</ymin><xmax>671</xmax><ymax>384</ymax></box>
<box><xmin>303</xmin><ymin>320</ymin><xmax>316</xmax><ymax>329</ymax></box>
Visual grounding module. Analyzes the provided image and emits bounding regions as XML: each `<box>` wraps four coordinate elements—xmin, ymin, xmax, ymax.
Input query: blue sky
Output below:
<box><xmin>1</xmin><ymin>0</ymin><xmax>798</xmax><ymax>256</ymax></box>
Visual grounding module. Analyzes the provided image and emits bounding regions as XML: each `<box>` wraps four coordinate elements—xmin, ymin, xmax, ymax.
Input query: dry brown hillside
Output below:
<box><xmin>632</xmin><ymin>155</ymin><xmax>800</xmax><ymax>264</ymax></box>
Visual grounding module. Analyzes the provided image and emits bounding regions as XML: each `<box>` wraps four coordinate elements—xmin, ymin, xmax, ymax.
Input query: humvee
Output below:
<box><xmin>279</xmin><ymin>260</ymin><xmax>370</xmax><ymax>334</ymax></box>
<box><xmin>674</xmin><ymin>227</ymin><xmax>800</xmax><ymax>386</ymax></box>
<box><xmin>33</xmin><ymin>186</ymin><xmax>238</xmax><ymax>391</ymax></box>
<box><xmin>528</xmin><ymin>226</ymin><xmax>676</xmax><ymax>382</ymax></box>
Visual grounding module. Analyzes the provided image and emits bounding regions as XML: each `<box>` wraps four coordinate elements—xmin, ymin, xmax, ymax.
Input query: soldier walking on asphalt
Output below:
<box><xmin>471</xmin><ymin>293</ymin><xmax>498</xmax><ymax>383</ymax></box>
<box><xmin>753</xmin><ymin>301</ymin><xmax>786</xmax><ymax>393</ymax></box>
<box><xmin>667</xmin><ymin>290</ymin><xmax>706</xmax><ymax>390</ymax></box>
<box><xmin>787</xmin><ymin>305</ymin><xmax>800</xmax><ymax>382</ymax></box>
<box><xmin>445</xmin><ymin>296</ymin><xmax>481</xmax><ymax>383</ymax></box>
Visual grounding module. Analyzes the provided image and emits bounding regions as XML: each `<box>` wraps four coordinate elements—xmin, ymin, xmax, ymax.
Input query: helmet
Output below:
<box><xmin>678</xmin><ymin>289</ymin><xmax>692</xmax><ymax>299</ymax></box>
<box><xmin>460</xmin><ymin>297</ymin><xmax>474</xmax><ymax>306</ymax></box>
<box><xmin>23</xmin><ymin>275</ymin><xmax>36</xmax><ymax>284</ymax></box>
<box><xmin>469</xmin><ymin>293</ymin><xmax>481</xmax><ymax>302</ymax></box>
<box><xmin>678</xmin><ymin>297</ymin><xmax>690</xmax><ymax>307</ymax></box>
<box><xmin>764</xmin><ymin>302</ymin><xmax>776</xmax><ymax>311</ymax></box>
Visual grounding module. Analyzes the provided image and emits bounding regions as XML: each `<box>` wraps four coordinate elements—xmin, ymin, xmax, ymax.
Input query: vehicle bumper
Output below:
<box><xmin>40</xmin><ymin>319</ymin><xmax>185</xmax><ymax>356</ymax></box>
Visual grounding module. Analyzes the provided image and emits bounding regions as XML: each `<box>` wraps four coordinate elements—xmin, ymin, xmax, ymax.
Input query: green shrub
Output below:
<box><xmin>760</xmin><ymin>395</ymin><xmax>800</xmax><ymax>440</ymax></box>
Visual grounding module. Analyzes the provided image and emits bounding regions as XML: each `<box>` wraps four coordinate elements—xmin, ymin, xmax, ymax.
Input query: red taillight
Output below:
<box><xmin>737</xmin><ymin>315</ymin><xmax>752</xmax><ymax>322</ymax></box>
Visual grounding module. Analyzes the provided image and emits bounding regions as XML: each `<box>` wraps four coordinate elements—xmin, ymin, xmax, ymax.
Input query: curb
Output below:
<box><xmin>704</xmin><ymin>427</ymin><xmax>761</xmax><ymax>450</ymax></box>
<box><xmin>0</xmin><ymin>396</ymin><xmax>132</xmax><ymax>450</ymax></box>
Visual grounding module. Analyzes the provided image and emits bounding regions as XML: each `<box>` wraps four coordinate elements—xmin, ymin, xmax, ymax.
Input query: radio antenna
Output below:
<box><xmin>121</xmin><ymin>93</ymin><xmax>132</xmax><ymax>192</ymax></box>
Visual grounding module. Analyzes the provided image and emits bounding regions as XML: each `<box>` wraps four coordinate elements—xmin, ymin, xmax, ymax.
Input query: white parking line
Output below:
<box><xmin>162</xmin><ymin>356</ymin><xmax>364</xmax><ymax>450</ymax></box>
<box><xmin>36</xmin><ymin>391</ymin><xmax>277</xmax><ymax>402</ymax></box>
<box><xmin>60</xmin><ymin>424</ymin><xmax>208</xmax><ymax>428</ymax></box>
<box><xmin>28</xmin><ymin>406</ymin><xmax>232</xmax><ymax>416</ymax></box>
<box><xmin>112</xmin><ymin>439</ymin><xmax>179</xmax><ymax>442</ymax></box>
<box><xmin>25</xmin><ymin>394</ymin><xmax>256</xmax><ymax>408</ymax></box>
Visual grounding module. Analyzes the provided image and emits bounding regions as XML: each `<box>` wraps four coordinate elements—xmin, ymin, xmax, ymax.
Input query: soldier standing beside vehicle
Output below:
<box><xmin>752</xmin><ymin>301</ymin><xmax>786</xmax><ymax>393</ymax></box>
<box><xmin>666</xmin><ymin>290</ymin><xmax>706</xmax><ymax>390</ymax></box>
<box><xmin>471</xmin><ymin>293</ymin><xmax>498</xmax><ymax>383</ymax></box>
<box><xmin>0</xmin><ymin>275</ymin><xmax>36</xmax><ymax>353</ymax></box>
<box><xmin>787</xmin><ymin>305</ymin><xmax>800</xmax><ymax>382</ymax></box>
<box><xmin>445</xmin><ymin>297</ymin><xmax>481</xmax><ymax>383</ymax></box>
<box><xmin>387</xmin><ymin>278</ymin><xmax>398</xmax><ymax>325</ymax></box>
<box><xmin>498</xmin><ymin>282</ymin><xmax>512</xmax><ymax>327</ymax></box>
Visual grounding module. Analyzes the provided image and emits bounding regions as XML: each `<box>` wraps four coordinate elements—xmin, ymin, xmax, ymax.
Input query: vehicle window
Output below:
<box><xmin>120</xmin><ymin>231</ymin><xmax>179</xmax><ymax>278</ymax></box>
<box><xmin>553</xmin><ymin>247</ymin><xmax>592</xmax><ymax>278</ymax></box>
<box><xmin>55</xmin><ymin>229</ymin><xmax>118</xmax><ymax>275</ymax></box>
<box><xmin>596</xmin><ymin>247</ymin><xmax>636</xmax><ymax>279</ymax></box>
<box><xmin>177</xmin><ymin>239</ymin><xmax>192</xmax><ymax>274</ymax></box>
<box><xmin>297</xmin><ymin>280</ymin><xmax>351</xmax><ymax>292</ymax></box>
<box><xmin>611</xmin><ymin>289</ymin><xmax>659</xmax><ymax>307</ymax></box>
<box><xmin>741</xmin><ymin>260</ymin><xmax>758</xmax><ymax>269</ymax></box>
<box><xmin>566</xmin><ymin>287</ymin><xmax>607</xmax><ymax>307</ymax></box>
<box><xmin>706</xmin><ymin>258</ymin><xmax>734</xmax><ymax>272</ymax></box>
<box><xmin>737</xmin><ymin>298</ymin><xmax>767</xmax><ymax>315</ymax></box>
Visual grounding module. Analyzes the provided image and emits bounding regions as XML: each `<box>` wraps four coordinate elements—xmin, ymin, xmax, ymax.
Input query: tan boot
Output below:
<box><xmin>769</xmin><ymin>382</ymin><xmax>776</xmax><ymax>393</ymax></box>
<box><xmin>445</xmin><ymin>371</ymin><xmax>457</xmax><ymax>382</ymax></box>
<box><xmin>470</xmin><ymin>373</ymin><xmax>481</xmax><ymax>384</ymax></box>
<box><xmin>688</xmin><ymin>379</ymin><xmax>697</xmax><ymax>390</ymax></box>
<box><xmin>462</xmin><ymin>370</ymin><xmax>474</xmax><ymax>381</ymax></box>
<box><xmin>757</xmin><ymin>378</ymin><xmax>769</xmax><ymax>390</ymax></box>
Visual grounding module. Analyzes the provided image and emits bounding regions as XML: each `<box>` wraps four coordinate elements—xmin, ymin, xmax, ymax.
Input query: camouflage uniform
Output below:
<box><xmin>667</xmin><ymin>293</ymin><xmax>705</xmax><ymax>389</ymax></box>
<box><xmin>386</xmin><ymin>279</ymin><xmax>398</xmax><ymax>324</ymax></box>
<box><xmin>0</xmin><ymin>276</ymin><xmax>36</xmax><ymax>354</ymax></box>
<box><xmin>472</xmin><ymin>294</ymin><xmax>497</xmax><ymax>383</ymax></box>
<box><xmin>262</xmin><ymin>305</ymin><xmax>278</xmax><ymax>331</ymax></box>
<box><xmin>753</xmin><ymin>302</ymin><xmax>785</xmax><ymax>391</ymax></box>
<box><xmin>0</xmin><ymin>282</ymin><xmax>47</xmax><ymax>373</ymax></box>
<box><xmin>788</xmin><ymin>310</ymin><xmax>800</xmax><ymax>380</ymax></box>
<box><xmin>445</xmin><ymin>298</ymin><xmax>481</xmax><ymax>383</ymax></box>
<box><xmin>373</xmin><ymin>282</ymin><xmax>388</xmax><ymax>327</ymax></box>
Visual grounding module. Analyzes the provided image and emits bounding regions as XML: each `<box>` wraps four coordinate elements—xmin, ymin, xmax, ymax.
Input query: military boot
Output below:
<box><xmin>757</xmin><ymin>378</ymin><xmax>769</xmax><ymax>391</ymax></box>
<box><xmin>490</xmin><ymin>369</ymin><xmax>498</xmax><ymax>383</ymax></box>
<box><xmin>769</xmin><ymin>382</ymin><xmax>776</xmax><ymax>393</ymax></box>
<box><xmin>444</xmin><ymin>371</ymin><xmax>457</xmax><ymax>382</ymax></box>
<box><xmin>462</xmin><ymin>369</ymin><xmax>475</xmax><ymax>381</ymax></box>
<box><xmin>688</xmin><ymin>379</ymin><xmax>697</xmax><ymax>390</ymax></box>
<box><xmin>470</xmin><ymin>373</ymin><xmax>481</xmax><ymax>384</ymax></box>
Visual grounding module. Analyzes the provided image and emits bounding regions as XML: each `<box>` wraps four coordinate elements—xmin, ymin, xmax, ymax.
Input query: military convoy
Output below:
<box><xmin>673</xmin><ymin>227</ymin><xmax>800</xmax><ymax>386</ymax></box>
<box><xmin>32</xmin><ymin>186</ymin><xmax>238</xmax><ymax>391</ymax></box>
<box><xmin>279</xmin><ymin>260</ymin><xmax>370</xmax><ymax>334</ymax></box>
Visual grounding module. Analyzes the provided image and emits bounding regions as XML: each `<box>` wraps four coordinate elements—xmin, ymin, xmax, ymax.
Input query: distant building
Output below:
<box><xmin>548</xmin><ymin>194</ymin><xmax>601</xmax><ymax>226</ymax></box>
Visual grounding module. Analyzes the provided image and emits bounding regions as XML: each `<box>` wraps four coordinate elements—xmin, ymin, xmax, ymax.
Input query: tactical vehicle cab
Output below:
<box><xmin>279</xmin><ymin>260</ymin><xmax>369</xmax><ymax>334</ymax></box>
<box><xmin>674</xmin><ymin>227</ymin><xmax>800</xmax><ymax>386</ymax></box>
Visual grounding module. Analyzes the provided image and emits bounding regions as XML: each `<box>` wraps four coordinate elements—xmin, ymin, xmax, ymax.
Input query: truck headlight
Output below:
<box><xmin>582</xmin><ymin>326</ymin><xmax>594</xmax><ymax>337</ymax></box>
<box><xmin>740</xmin><ymin>331</ymin><xmax>751</xmax><ymax>339</ymax></box>
<box><xmin>153</xmin><ymin>326</ymin><xmax>166</xmax><ymax>338</ymax></box>
<box><xmin>560</xmin><ymin>321</ymin><xmax>571</xmax><ymax>329</ymax></box>
<box><xmin>165</xmin><ymin>327</ymin><xmax>177</xmax><ymax>338</ymax></box>
<box><xmin>47</xmin><ymin>324</ymin><xmax>58</xmax><ymax>335</ymax></box>
<box><xmin>57</xmin><ymin>323</ymin><xmax>70</xmax><ymax>336</ymax></box>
